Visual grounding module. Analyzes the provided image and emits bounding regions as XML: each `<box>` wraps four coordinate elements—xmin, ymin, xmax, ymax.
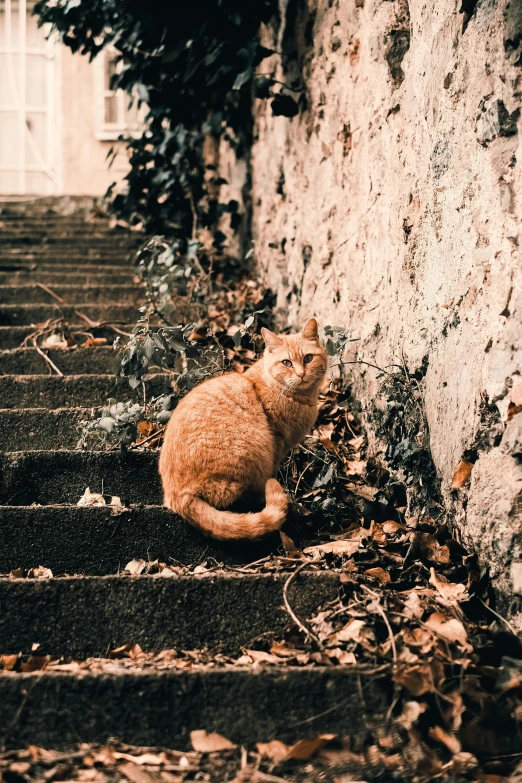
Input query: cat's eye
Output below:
<box><xmin>303</xmin><ymin>354</ymin><xmax>313</xmax><ymax>364</ymax></box>
<box><xmin>282</xmin><ymin>359</ymin><xmax>293</xmax><ymax>367</ymax></box>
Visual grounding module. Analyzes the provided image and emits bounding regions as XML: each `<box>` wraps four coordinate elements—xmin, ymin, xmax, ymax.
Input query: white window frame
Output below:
<box><xmin>0</xmin><ymin>0</ymin><xmax>61</xmax><ymax>195</ymax></box>
<box><xmin>94</xmin><ymin>48</ymin><xmax>144</xmax><ymax>142</ymax></box>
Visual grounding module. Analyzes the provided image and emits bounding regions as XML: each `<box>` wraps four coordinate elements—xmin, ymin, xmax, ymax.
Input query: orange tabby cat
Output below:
<box><xmin>159</xmin><ymin>318</ymin><xmax>327</xmax><ymax>540</ymax></box>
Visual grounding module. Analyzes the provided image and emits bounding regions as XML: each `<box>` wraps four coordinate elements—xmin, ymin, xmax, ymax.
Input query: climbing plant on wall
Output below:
<box><xmin>35</xmin><ymin>0</ymin><xmax>301</xmax><ymax>243</ymax></box>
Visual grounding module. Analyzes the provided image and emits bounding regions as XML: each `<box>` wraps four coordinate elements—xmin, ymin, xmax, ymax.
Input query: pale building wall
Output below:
<box><xmin>60</xmin><ymin>47</ymin><xmax>129</xmax><ymax>196</ymax></box>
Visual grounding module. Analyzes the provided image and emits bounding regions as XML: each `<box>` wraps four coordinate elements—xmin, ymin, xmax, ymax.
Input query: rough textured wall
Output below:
<box><xmin>252</xmin><ymin>0</ymin><xmax>522</xmax><ymax>614</ymax></box>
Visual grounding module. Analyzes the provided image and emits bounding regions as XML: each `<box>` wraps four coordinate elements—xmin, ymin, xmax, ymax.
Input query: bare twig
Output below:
<box><xmin>31</xmin><ymin>339</ymin><xmax>64</xmax><ymax>376</ymax></box>
<box><xmin>35</xmin><ymin>282</ymin><xmax>65</xmax><ymax>303</ymax></box>
<box><xmin>129</xmin><ymin>426</ymin><xmax>166</xmax><ymax>450</ymax></box>
<box><xmin>478</xmin><ymin>597</ymin><xmax>519</xmax><ymax>635</ymax></box>
<box><xmin>360</xmin><ymin>586</ymin><xmax>398</xmax><ymax>670</ymax></box>
<box><xmin>293</xmin><ymin>457</ymin><xmax>317</xmax><ymax>497</ymax></box>
<box><xmin>282</xmin><ymin>561</ymin><xmax>322</xmax><ymax>647</ymax></box>
<box><xmin>74</xmin><ymin>310</ymin><xmax>101</xmax><ymax>328</ymax></box>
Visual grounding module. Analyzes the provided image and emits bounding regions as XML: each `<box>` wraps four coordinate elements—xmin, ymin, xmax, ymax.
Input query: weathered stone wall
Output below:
<box><xmin>252</xmin><ymin>0</ymin><xmax>522</xmax><ymax>613</ymax></box>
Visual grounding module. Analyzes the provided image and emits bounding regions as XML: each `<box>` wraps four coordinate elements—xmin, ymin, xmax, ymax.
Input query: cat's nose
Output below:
<box><xmin>295</xmin><ymin>367</ymin><xmax>305</xmax><ymax>379</ymax></box>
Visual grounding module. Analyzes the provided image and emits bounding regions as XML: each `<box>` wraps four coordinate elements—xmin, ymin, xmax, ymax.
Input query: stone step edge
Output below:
<box><xmin>0</xmin><ymin>284</ymin><xmax>140</xmax><ymax>290</ymax></box>
<box><xmin>0</xmin><ymin>667</ymin><xmax>386</xmax><ymax>750</ymax></box>
<box><xmin>0</xmin><ymin>572</ymin><xmax>340</xmax><ymax>657</ymax></box>
<box><xmin>0</xmin><ymin>504</ymin><xmax>283</xmax><ymax>573</ymax></box>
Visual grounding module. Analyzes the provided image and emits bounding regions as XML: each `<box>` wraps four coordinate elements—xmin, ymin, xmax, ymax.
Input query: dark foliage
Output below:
<box><xmin>34</xmin><ymin>0</ymin><xmax>301</xmax><ymax>241</ymax></box>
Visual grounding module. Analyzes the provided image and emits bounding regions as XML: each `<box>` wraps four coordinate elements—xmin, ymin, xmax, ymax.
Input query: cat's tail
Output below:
<box><xmin>172</xmin><ymin>479</ymin><xmax>288</xmax><ymax>541</ymax></box>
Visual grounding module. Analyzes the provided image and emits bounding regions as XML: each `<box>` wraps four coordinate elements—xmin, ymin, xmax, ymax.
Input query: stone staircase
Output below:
<box><xmin>0</xmin><ymin>199</ymin><xmax>384</xmax><ymax>751</ymax></box>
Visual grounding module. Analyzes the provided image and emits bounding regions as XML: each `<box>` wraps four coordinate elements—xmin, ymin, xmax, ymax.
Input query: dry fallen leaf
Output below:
<box><xmin>333</xmin><ymin>618</ymin><xmax>367</xmax><ymax>644</ymax></box>
<box><xmin>304</xmin><ymin>540</ymin><xmax>359</xmax><ymax>557</ymax></box>
<box><xmin>286</xmin><ymin>734</ymin><xmax>336</xmax><ymax>760</ymax></box>
<box><xmin>393</xmin><ymin>660</ymin><xmax>444</xmax><ymax>696</ymax></box>
<box><xmin>27</xmin><ymin>565</ymin><xmax>53</xmax><ymax>579</ymax></box>
<box><xmin>429</xmin><ymin>568</ymin><xmax>467</xmax><ymax>604</ymax></box>
<box><xmin>244</xmin><ymin>649</ymin><xmax>280</xmax><ymax>665</ymax></box>
<box><xmin>451</xmin><ymin>459</ymin><xmax>474</xmax><ymax>488</ymax></box>
<box><xmin>429</xmin><ymin>725</ymin><xmax>461</xmax><ymax>755</ymax></box>
<box><xmin>383</xmin><ymin>520</ymin><xmax>405</xmax><ymax>534</ymax></box>
<box><xmin>109</xmin><ymin>496</ymin><xmax>128</xmax><ymax>517</ymax></box>
<box><xmin>325</xmin><ymin>648</ymin><xmax>357</xmax><ymax>665</ymax></box>
<box><xmin>83</xmin><ymin>337</ymin><xmax>107</xmax><ymax>347</ymax></box>
<box><xmin>41</xmin><ymin>333</ymin><xmax>68</xmax><ymax>349</ymax></box>
<box><xmin>343</xmin><ymin>459</ymin><xmax>366</xmax><ymax>476</ymax></box>
<box><xmin>190</xmin><ymin>730</ymin><xmax>236</xmax><ymax>752</ymax></box>
<box><xmin>448</xmin><ymin>752</ymin><xmax>478</xmax><ymax>773</ymax></box>
<box><xmin>110</xmin><ymin>643</ymin><xmax>143</xmax><ymax>659</ymax></box>
<box><xmin>414</xmin><ymin>532</ymin><xmax>451</xmax><ymax>565</ymax></box>
<box><xmin>280</xmin><ymin>531</ymin><xmax>303</xmax><ymax>558</ymax></box>
<box><xmin>234</xmin><ymin>654</ymin><xmax>253</xmax><ymax>665</ymax></box>
<box><xmin>396</xmin><ymin>700</ymin><xmax>427</xmax><ymax>730</ymax></box>
<box><xmin>256</xmin><ymin>740</ymin><xmax>289</xmax><ymax>762</ymax></box>
<box><xmin>118</xmin><ymin>762</ymin><xmax>160</xmax><ymax>783</ymax></box>
<box><xmin>9</xmin><ymin>763</ymin><xmax>31</xmax><ymax>775</ymax></box>
<box><xmin>402</xmin><ymin>590</ymin><xmax>424</xmax><ymax>620</ymax></box>
<box><xmin>0</xmin><ymin>654</ymin><xmax>20</xmax><ymax>670</ymax></box>
<box><xmin>125</xmin><ymin>559</ymin><xmax>147</xmax><ymax>576</ymax></box>
<box><xmin>364</xmin><ymin>566</ymin><xmax>391</xmax><ymax>583</ymax></box>
<box><xmin>403</xmin><ymin>626</ymin><xmax>434</xmax><ymax>655</ymax></box>
<box><xmin>113</xmin><ymin>753</ymin><xmax>167</xmax><ymax>766</ymax></box>
<box><xmin>77</xmin><ymin>487</ymin><xmax>105</xmax><ymax>507</ymax></box>
<box><xmin>425</xmin><ymin>611</ymin><xmax>471</xmax><ymax>650</ymax></box>
<box><xmin>21</xmin><ymin>655</ymin><xmax>51</xmax><ymax>672</ymax></box>
<box><xmin>270</xmin><ymin>642</ymin><xmax>298</xmax><ymax>658</ymax></box>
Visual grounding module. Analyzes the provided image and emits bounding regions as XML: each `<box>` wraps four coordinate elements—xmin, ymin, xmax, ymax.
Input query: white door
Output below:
<box><xmin>0</xmin><ymin>0</ymin><xmax>59</xmax><ymax>195</ymax></box>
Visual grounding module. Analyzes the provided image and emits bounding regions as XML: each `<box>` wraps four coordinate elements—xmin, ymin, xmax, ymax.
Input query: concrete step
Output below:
<box><xmin>0</xmin><ymin>232</ymin><xmax>139</xmax><ymax>243</ymax></box>
<box><xmin>0</xmin><ymin>347</ymin><xmax>120</xmax><ymax>375</ymax></box>
<box><xmin>0</xmin><ymin>199</ymin><xmax>102</xmax><ymax>214</ymax></box>
<box><xmin>0</xmin><ymin>284</ymin><xmax>144</xmax><ymax>306</ymax></box>
<box><xmin>0</xmin><ymin>572</ymin><xmax>338</xmax><ymax>656</ymax></box>
<box><xmin>0</xmin><ymin>408</ymin><xmax>89</xmax><ymax>450</ymax></box>
<box><xmin>0</xmin><ymin>271</ymin><xmax>135</xmax><ymax>286</ymax></box>
<box><xmin>0</xmin><ymin>325</ymin><xmax>135</xmax><ymax>349</ymax></box>
<box><xmin>0</xmin><ymin>234</ymin><xmax>139</xmax><ymax>245</ymax></box>
<box><xmin>0</xmin><ymin>373</ymin><xmax>171</xmax><ymax>408</ymax></box>
<box><xmin>0</xmin><ymin>450</ymin><xmax>160</xmax><ymax>505</ymax></box>
<box><xmin>0</xmin><ymin>667</ymin><xmax>385</xmax><ymax>750</ymax></box>
<box><xmin>0</xmin><ymin>253</ymin><xmax>135</xmax><ymax>265</ymax></box>
<box><xmin>0</xmin><ymin>303</ymin><xmax>142</xmax><ymax>325</ymax></box>
<box><xmin>0</xmin><ymin>262</ymin><xmax>134</xmax><ymax>275</ymax></box>
<box><xmin>0</xmin><ymin>211</ymin><xmax>111</xmax><ymax>221</ymax></box>
<box><xmin>0</xmin><ymin>505</ymin><xmax>278</xmax><ymax>575</ymax></box>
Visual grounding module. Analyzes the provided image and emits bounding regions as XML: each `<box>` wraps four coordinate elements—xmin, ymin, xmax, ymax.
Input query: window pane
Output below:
<box><xmin>0</xmin><ymin>2</ymin><xmax>20</xmax><ymax>49</ymax></box>
<box><xmin>0</xmin><ymin>52</ymin><xmax>21</xmax><ymax>104</ymax></box>
<box><xmin>26</xmin><ymin>53</ymin><xmax>46</xmax><ymax>105</ymax></box>
<box><xmin>25</xmin><ymin>110</ymin><xmax>45</xmax><ymax>164</ymax></box>
<box><xmin>0</xmin><ymin>110</ymin><xmax>19</xmax><ymax>165</ymax></box>
<box><xmin>104</xmin><ymin>54</ymin><xmax>118</xmax><ymax>91</ymax></box>
<box><xmin>105</xmin><ymin>95</ymin><xmax>118</xmax><ymax>124</ymax></box>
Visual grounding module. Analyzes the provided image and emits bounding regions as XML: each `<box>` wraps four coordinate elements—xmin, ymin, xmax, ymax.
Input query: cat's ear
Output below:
<box><xmin>301</xmin><ymin>318</ymin><xmax>319</xmax><ymax>341</ymax></box>
<box><xmin>261</xmin><ymin>327</ymin><xmax>283</xmax><ymax>352</ymax></box>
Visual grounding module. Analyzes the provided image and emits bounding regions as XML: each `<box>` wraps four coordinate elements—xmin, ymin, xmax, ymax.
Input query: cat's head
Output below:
<box><xmin>261</xmin><ymin>318</ymin><xmax>327</xmax><ymax>392</ymax></box>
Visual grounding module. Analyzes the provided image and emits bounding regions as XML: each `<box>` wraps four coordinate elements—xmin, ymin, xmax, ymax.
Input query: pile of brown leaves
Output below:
<box><xmin>2</xmin><ymin>723</ymin><xmax>522</xmax><ymax>783</ymax></box>
<box><xmin>0</xmin><ymin>736</ymin><xmax>379</xmax><ymax>783</ymax></box>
